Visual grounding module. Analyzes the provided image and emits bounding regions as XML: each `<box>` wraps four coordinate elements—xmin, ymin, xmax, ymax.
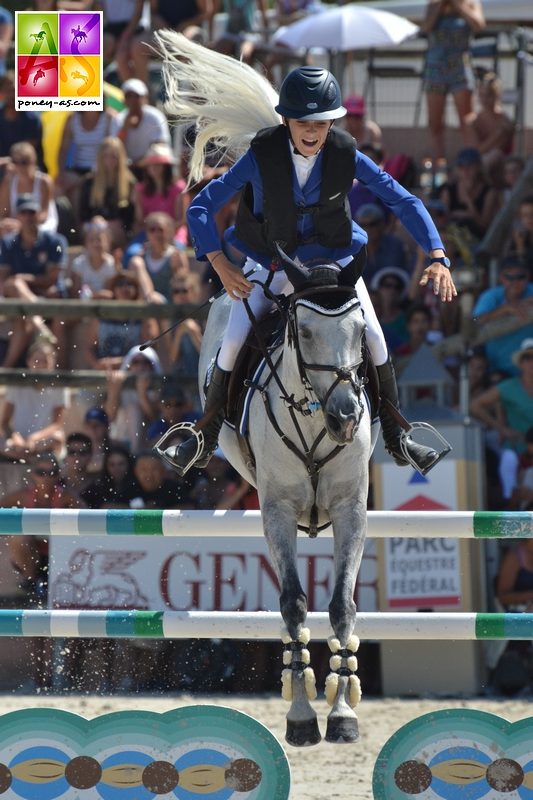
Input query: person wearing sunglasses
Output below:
<box><xmin>58</xmin><ymin>432</ymin><xmax>94</xmax><ymax>505</ymax></box>
<box><xmin>472</xmin><ymin>256</ymin><xmax>533</xmax><ymax>379</ymax></box>
<box><xmin>354</xmin><ymin>203</ymin><xmax>409</xmax><ymax>286</ymax></box>
<box><xmin>0</xmin><ymin>141</ymin><xmax>58</xmax><ymax>234</ymax></box>
<box><xmin>127</xmin><ymin>211</ymin><xmax>189</xmax><ymax>303</ymax></box>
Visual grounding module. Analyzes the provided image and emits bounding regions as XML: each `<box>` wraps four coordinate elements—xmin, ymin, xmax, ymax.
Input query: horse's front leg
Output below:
<box><xmin>325</xmin><ymin>502</ymin><xmax>367</xmax><ymax>743</ymax></box>
<box><xmin>262</xmin><ymin>499</ymin><xmax>321</xmax><ymax>747</ymax></box>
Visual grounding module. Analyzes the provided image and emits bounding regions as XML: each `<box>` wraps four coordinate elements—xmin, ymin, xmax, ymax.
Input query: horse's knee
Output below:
<box><xmin>329</xmin><ymin>597</ymin><xmax>356</xmax><ymax>645</ymax></box>
<box><xmin>280</xmin><ymin>589</ymin><xmax>307</xmax><ymax>636</ymax></box>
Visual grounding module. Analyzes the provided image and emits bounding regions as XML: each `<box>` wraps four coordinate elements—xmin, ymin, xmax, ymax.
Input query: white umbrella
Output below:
<box><xmin>272</xmin><ymin>3</ymin><xmax>419</xmax><ymax>52</ymax></box>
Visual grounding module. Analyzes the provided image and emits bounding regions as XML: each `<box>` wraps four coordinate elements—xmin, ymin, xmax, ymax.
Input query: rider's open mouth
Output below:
<box><xmin>302</xmin><ymin>139</ymin><xmax>319</xmax><ymax>148</ymax></box>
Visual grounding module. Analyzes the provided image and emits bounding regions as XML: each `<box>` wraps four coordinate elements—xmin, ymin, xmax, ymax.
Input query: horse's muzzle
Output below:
<box><xmin>324</xmin><ymin>394</ymin><xmax>363</xmax><ymax>444</ymax></box>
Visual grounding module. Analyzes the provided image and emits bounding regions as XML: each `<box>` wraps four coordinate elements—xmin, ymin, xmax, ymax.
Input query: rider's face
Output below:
<box><xmin>286</xmin><ymin>118</ymin><xmax>332</xmax><ymax>156</ymax></box>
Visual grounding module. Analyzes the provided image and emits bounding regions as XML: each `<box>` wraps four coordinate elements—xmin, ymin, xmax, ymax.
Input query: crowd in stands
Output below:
<box><xmin>0</xmin><ymin>0</ymin><xmax>531</xmax><ymax>694</ymax></box>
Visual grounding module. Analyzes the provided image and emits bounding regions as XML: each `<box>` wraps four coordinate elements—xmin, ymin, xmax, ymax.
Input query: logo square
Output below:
<box><xmin>16</xmin><ymin>12</ymin><xmax>58</xmax><ymax>55</ymax></box>
<box><xmin>59</xmin><ymin>13</ymin><xmax>101</xmax><ymax>56</ymax></box>
<box><xmin>17</xmin><ymin>55</ymin><xmax>58</xmax><ymax>97</ymax></box>
<box><xmin>59</xmin><ymin>55</ymin><xmax>101</xmax><ymax>98</ymax></box>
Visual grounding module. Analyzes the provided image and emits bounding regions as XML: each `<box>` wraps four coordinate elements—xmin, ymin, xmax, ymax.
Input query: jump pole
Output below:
<box><xmin>0</xmin><ymin>610</ymin><xmax>531</xmax><ymax>640</ymax></box>
<box><xmin>0</xmin><ymin>509</ymin><xmax>530</xmax><ymax>538</ymax></box>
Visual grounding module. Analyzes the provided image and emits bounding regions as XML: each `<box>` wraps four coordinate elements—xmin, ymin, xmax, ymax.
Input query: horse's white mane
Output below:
<box><xmin>155</xmin><ymin>31</ymin><xmax>281</xmax><ymax>186</ymax></box>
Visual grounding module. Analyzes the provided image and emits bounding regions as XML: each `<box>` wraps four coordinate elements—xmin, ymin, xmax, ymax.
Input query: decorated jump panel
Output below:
<box><xmin>0</xmin><ymin>610</ymin><xmax>531</xmax><ymax>640</ymax></box>
<box><xmin>0</xmin><ymin>509</ymin><xmax>530</xmax><ymax>538</ymax></box>
<box><xmin>0</xmin><ymin>705</ymin><xmax>290</xmax><ymax>799</ymax></box>
<box><xmin>373</xmin><ymin>708</ymin><xmax>533</xmax><ymax>799</ymax></box>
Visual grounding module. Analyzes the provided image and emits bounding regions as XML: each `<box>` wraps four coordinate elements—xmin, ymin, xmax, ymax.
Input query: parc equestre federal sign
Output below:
<box><xmin>15</xmin><ymin>11</ymin><xmax>103</xmax><ymax>110</ymax></box>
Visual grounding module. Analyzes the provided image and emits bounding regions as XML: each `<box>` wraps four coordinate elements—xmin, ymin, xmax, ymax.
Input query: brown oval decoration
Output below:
<box><xmin>394</xmin><ymin>760</ymin><xmax>432</xmax><ymax>794</ymax></box>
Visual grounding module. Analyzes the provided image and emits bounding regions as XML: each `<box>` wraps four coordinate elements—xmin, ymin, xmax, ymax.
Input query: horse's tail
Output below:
<box><xmin>154</xmin><ymin>31</ymin><xmax>281</xmax><ymax>186</ymax></box>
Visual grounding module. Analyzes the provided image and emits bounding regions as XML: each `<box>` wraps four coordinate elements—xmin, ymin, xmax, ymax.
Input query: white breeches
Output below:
<box><xmin>217</xmin><ymin>260</ymin><xmax>388</xmax><ymax>371</ymax></box>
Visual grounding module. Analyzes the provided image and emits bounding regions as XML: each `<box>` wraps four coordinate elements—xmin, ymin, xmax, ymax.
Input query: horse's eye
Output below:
<box><xmin>299</xmin><ymin>327</ymin><xmax>312</xmax><ymax>341</ymax></box>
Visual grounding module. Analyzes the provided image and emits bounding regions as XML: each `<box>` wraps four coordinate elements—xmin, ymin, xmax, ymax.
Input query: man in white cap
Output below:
<box><xmin>115</xmin><ymin>77</ymin><xmax>171</xmax><ymax>176</ymax></box>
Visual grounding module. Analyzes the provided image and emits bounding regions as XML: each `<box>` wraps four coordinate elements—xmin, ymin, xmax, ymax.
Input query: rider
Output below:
<box><xmin>159</xmin><ymin>66</ymin><xmax>456</xmax><ymax>475</ymax></box>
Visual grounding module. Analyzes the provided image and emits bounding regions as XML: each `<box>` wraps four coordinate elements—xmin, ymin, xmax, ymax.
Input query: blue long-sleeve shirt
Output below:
<box><xmin>187</xmin><ymin>140</ymin><xmax>443</xmax><ymax>268</ymax></box>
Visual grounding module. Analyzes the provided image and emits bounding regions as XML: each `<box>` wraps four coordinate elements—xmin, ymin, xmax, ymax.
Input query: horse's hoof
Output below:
<box><xmin>325</xmin><ymin>716</ymin><xmax>359</xmax><ymax>744</ymax></box>
<box><xmin>285</xmin><ymin>718</ymin><xmax>321</xmax><ymax>747</ymax></box>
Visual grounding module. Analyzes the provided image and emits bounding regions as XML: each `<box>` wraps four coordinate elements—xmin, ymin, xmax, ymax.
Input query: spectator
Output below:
<box><xmin>168</xmin><ymin>272</ymin><xmax>203</xmax><ymax>377</ymax></box>
<box><xmin>421</xmin><ymin>0</ymin><xmax>486</xmax><ymax>160</ymax></box>
<box><xmin>0</xmin><ymin>6</ymin><xmax>12</xmax><ymax>78</ymax></box>
<box><xmin>50</xmin><ymin>217</ymin><xmax>118</xmax><ymax>369</ymax></box>
<box><xmin>0</xmin><ymin>72</ymin><xmax>43</xmax><ymax>170</ymax></box>
<box><xmin>82</xmin><ymin>406</ymin><xmax>111</xmax><ymax>476</ymax></box>
<box><xmin>0</xmin><ymin>193</ymin><xmax>65</xmax><ymax>353</ymax></box>
<box><xmin>127</xmin><ymin>211</ymin><xmax>190</xmax><ymax>302</ymax></box>
<box><xmin>510</xmin><ymin>426</ymin><xmax>533</xmax><ymax>511</ymax></box>
<box><xmin>211</xmin><ymin>0</ymin><xmax>269</xmax><ymax>65</ymax></box>
<box><xmin>69</xmin><ymin>217</ymin><xmax>117</xmax><ymax>299</ymax></box>
<box><xmin>78</xmin><ymin>136</ymin><xmax>136</xmax><ymax>248</ymax></box>
<box><xmin>509</xmin><ymin>195</ymin><xmax>533</xmax><ymax>277</ymax></box>
<box><xmin>439</xmin><ymin>147</ymin><xmax>501</xmax><ymax>242</ymax></box>
<box><xmin>59</xmin><ymin>432</ymin><xmax>94</xmax><ymax>506</ymax></box>
<box><xmin>146</xmin><ymin>380</ymin><xmax>198</xmax><ymax>446</ymax></box>
<box><xmin>470</xmin><ymin>338</ymin><xmax>533</xmax><ymax>506</ymax></box>
<box><xmin>95</xmin><ymin>0</ymin><xmax>146</xmax><ymax>81</ymax></box>
<box><xmin>502</xmin><ymin>155</ymin><xmax>525</xmax><ymax>204</ymax></box>
<box><xmin>83</xmin><ymin>271</ymin><xmax>160</xmax><ymax>370</ymax></box>
<box><xmin>0</xmin><ymin>341</ymin><xmax>69</xmax><ymax>460</ymax></box>
<box><xmin>343</xmin><ymin>95</ymin><xmax>383</xmax><ymax>149</ymax></box>
<box><xmin>395</xmin><ymin>303</ymin><xmax>443</xmax><ymax>358</ymax></box>
<box><xmin>0</xmin><ymin>453</ymin><xmax>77</xmax><ymax>587</ymax></box>
<box><xmin>354</xmin><ymin>203</ymin><xmax>409</xmax><ymax>284</ymax></box>
<box><xmin>471</xmin><ymin>257</ymin><xmax>533</xmax><ymax>379</ymax></box>
<box><xmin>131</xmin><ymin>0</ymin><xmax>215</xmax><ymax>87</ymax></box>
<box><xmin>81</xmin><ymin>443</ymin><xmax>139</xmax><ymax>508</ymax></box>
<box><xmin>55</xmin><ymin>110</ymin><xmax>119</xmax><ymax>217</ymax></box>
<box><xmin>464</xmin><ymin>72</ymin><xmax>515</xmax><ymax>182</ymax></box>
<box><xmin>0</xmin><ymin>194</ymin><xmax>65</xmax><ymax>295</ymax></box>
<box><xmin>0</xmin><ymin>142</ymin><xmax>58</xmax><ymax>233</ymax></box>
<box><xmin>130</xmin><ymin>450</ymin><xmax>195</xmax><ymax>509</ymax></box>
<box><xmin>189</xmin><ymin>449</ymin><xmax>242</xmax><ymax>509</ymax></box>
<box><xmin>114</xmin><ymin>79</ymin><xmax>171</xmax><ymax>177</ymax></box>
<box><xmin>369</xmin><ymin>267</ymin><xmax>411</xmax><ymax>355</ymax></box>
<box><xmin>133</xmin><ymin>143</ymin><xmax>187</xmax><ymax>242</ymax></box>
<box><xmin>103</xmin><ymin>344</ymin><xmax>163</xmax><ymax>452</ymax></box>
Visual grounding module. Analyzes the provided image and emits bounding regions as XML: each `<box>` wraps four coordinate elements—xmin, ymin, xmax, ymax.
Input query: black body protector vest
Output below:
<box><xmin>234</xmin><ymin>124</ymin><xmax>356</xmax><ymax>258</ymax></box>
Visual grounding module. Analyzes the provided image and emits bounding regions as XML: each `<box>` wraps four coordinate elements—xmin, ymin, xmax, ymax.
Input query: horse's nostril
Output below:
<box><xmin>326</xmin><ymin>413</ymin><xmax>342</xmax><ymax>436</ymax></box>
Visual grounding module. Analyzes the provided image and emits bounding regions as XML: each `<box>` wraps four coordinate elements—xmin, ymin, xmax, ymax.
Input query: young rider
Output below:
<box><xmin>159</xmin><ymin>65</ymin><xmax>456</xmax><ymax>475</ymax></box>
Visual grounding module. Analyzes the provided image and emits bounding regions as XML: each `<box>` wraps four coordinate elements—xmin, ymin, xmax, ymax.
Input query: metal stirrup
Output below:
<box><xmin>154</xmin><ymin>422</ymin><xmax>205</xmax><ymax>475</ymax></box>
<box><xmin>398</xmin><ymin>421</ymin><xmax>452</xmax><ymax>475</ymax></box>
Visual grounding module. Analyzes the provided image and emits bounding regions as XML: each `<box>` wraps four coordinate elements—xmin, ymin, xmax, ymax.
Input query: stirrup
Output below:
<box><xmin>399</xmin><ymin>421</ymin><xmax>452</xmax><ymax>475</ymax></box>
<box><xmin>154</xmin><ymin>422</ymin><xmax>204</xmax><ymax>475</ymax></box>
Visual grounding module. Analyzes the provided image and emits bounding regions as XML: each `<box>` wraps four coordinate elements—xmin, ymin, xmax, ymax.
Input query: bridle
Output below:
<box><xmin>288</xmin><ymin>285</ymin><xmax>366</xmax><ymax>424</ymax></box>
<box><xmin>242</xmin><ymin>280</ymin><xmax>368</xmax><ymax>537</ymax></box>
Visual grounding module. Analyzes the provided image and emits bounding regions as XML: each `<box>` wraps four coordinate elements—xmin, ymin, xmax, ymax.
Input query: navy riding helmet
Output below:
<box><xmin>275</xmin><ymin>66</ymin><xmax>346</xmax><ymax>121</ymax></box>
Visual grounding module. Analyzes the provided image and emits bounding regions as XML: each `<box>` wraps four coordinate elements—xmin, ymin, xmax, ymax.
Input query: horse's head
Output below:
<box><xmin>276</xmin><ymin>245</ymin><xmax>367</xmax><ymax>445</ymax></box>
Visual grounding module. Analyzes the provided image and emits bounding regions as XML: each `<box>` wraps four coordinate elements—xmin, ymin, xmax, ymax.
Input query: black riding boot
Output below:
<box><xmin>376</xmin><ymin>357</ymin><xmax>439</xmax><ymax>474</ymax></box>
<box><xmin>160</xmin><ymin>364</ymin><xmax>231</xmax><ymax>474</ymax></box>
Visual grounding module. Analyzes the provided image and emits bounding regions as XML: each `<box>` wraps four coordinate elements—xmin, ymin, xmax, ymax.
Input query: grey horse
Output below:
<box><xmin>197</xmin><ymin>255</ymin><xmax>374</xmax><ymax>745</ymax></box>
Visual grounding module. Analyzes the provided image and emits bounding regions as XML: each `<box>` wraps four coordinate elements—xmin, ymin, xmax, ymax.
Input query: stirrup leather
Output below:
<box><xmin>398</xmin><ymin>421</ymin><xmax>452</xmax><ymax>475</ymax></box>
<box><xmin>154</xmin><ymin>422</ymin><xmax>204</xmax><ymax>475</ymax></box>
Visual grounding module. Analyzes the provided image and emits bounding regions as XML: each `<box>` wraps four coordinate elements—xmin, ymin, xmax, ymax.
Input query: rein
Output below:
<box><xmin>242</xmin><ymin>282</ymin><xmax>366</xmax><ymax>538</ymax></box>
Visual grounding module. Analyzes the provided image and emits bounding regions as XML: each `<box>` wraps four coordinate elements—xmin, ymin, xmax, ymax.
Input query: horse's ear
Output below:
<box><xmin>274</xmin><ymin>242</ymin><xmax>310</xmax><ymax>289</ymax></box>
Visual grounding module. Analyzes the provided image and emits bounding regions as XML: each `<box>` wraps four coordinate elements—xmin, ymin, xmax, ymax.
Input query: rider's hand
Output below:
<box><xmin>211</xmin><ymin>254</ymin><xmax>254</xmax><ymax>301</ymax></box>
<box><xmin>419</xmin><ymin>262</ymin><xmax>457</xmax><ymax>302</ymax></box>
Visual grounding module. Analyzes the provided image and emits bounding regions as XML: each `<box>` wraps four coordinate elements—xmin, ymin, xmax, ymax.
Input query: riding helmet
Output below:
<box><xmin>275</xmin><ymin>66</ymin><xmax>346</xmax><ymax>121</ymax></box>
